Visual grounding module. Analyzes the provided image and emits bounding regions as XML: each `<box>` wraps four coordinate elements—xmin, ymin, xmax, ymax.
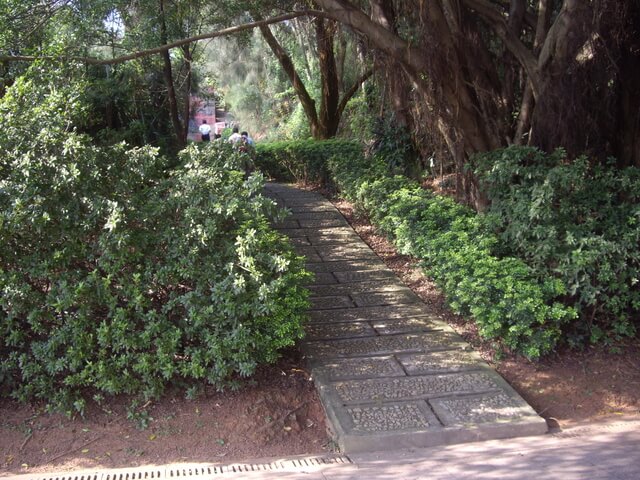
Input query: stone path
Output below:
<box><xmin>264</xmin><ymin>183</ymin><xmax>547</xmax><ymax>454</ymax></box>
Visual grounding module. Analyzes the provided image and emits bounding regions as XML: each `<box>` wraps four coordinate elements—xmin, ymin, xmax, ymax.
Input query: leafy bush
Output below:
<box><xmin>475</xmin><ymin>146</ymin><xmax>640</xmax><ymax>345</ymax></box>
<box><xmin>327</xmin><ymin>152</ymin><xmax>576</xmax><ymax>358</ymax></box>
<box><xmin>255</xmin><ymin>139</ymin><xmax>362</xmax><ymax>186</ymax></box>
<box><xmin>369</xmin><ymin>115</ymin><xmax>420</xmax><ymax>179</ymax></box>
<box><xmin>0</xmin><ymin>74</ymin><xmax>310</xmax><ymax>414</ymax></box>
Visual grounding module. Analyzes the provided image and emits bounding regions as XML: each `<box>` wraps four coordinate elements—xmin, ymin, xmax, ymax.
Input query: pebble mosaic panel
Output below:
<box><xmin>303</xmin><ymin>332</ymin><xmax>466</xmax><ymax>358</ymax></box>
<box><xmin>333</xmin><ymin>373</ymin><xmax>500</xmax><ymax>403</ymax></box>
<box><xmin>314</xmin><ymin>357</ymin><xmax>405</xmax><ymax>381</ymax></box>
<box><xmin>399</xmin><ymin>351</ymin><xmax>486</xmax><ymax>374</ymax></box>
<box><xmin>347</xmin><ymin>403</ymin><xmax>437</xmax><ymax>433</ymax></box>
<box><xmin>430</xmin><ymin>392</ymin><xmax>532</xmax><ymax>426</ymax></box>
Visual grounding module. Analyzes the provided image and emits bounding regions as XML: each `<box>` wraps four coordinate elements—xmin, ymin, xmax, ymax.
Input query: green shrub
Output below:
<box><xmin>0</xmin><ymin>74</ymin><xmax>310</xmax><ymax>414</ymax></box>
<box><xmin>326</xmin><ymin>147</ymin><xmax>576</xmax><ymax>358</ymax></box>
<box><xmin>255</xmin><ymin>139</ymin><xmax>363</xmax><ymax>186</ymax></box>
<box><xmin>369</xmin><ymin>115</ymin><xmax>420</xmax><ymax>179</ymax></box>
<box><xmin>475</xmin><ymin>146</ymin><xmax>640</xmax><ymax>345</ymax></box>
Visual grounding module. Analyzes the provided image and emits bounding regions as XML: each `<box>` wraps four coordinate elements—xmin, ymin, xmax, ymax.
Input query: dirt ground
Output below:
<box><xmin>2</xmin><ymin>192</ymin><xmax>639</xmax><ymax>477</ymax></box>
<box><xmin>0</xmin><ymin>352</ymin><xmax>330</xmax><ymax>476</ymax></box>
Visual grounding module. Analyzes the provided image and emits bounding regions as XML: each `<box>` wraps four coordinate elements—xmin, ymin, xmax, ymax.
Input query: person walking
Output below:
<box><xmin>199</xmin><ymin>120</ymin><xmax>211</xmax><ymax>141</ymax></box>
<box><xmin>228</xmin><ymin>126</ymin><xmax>242</xmax><ymax>144</ymax></box>
<box><xmin>240</xmin><ymin>131</ymin><xmax>254</xmax><ymax>147</ymax></box>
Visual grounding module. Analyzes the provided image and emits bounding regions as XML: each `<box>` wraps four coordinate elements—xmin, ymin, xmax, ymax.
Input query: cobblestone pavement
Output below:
<box><xmin>264</xmin><ymin>183</ymin><xmax>548</xmax><ymax>454</ymax></box>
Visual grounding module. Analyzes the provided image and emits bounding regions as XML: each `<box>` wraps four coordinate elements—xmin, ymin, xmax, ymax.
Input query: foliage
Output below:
<box><xmin>255</xmin><ymin>139</ymin><xmax>362</xmax><ymax>186</ymax></box>
<box><xmin>277</xmin><ymin>102</ymin><xmax>312</xmax><ymax>140</ymax></box>
<box><xmin>369</xmin><ymin>115</ymin><xmax>420</xmax><ymax>179</ymax></box>
<box><xmin>275</xmin><ymin>141</ymin><xmax>576</xmax><ymax>358</ymax></box>
<box><xmin>475</xmin><ymin>146</ymin><xmax>640</xmax><ymax>346</ymax></box>
<box><xmin>0</xmin><ymin>76</ymin><xmax>310</xmax><ymax>414</ymax></box>
<box><xmin>206</xmin><ymin>31</ymin><xmax>303</xmax><ymax>140</ymax></box>
<box><xmin>83</xmin><ymin>61</ymin><xmax>170</xmax><ymax>149</ymax></box>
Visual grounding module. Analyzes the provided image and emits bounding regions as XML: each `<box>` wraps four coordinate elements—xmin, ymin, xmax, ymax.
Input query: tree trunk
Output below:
<box><xmin>616</xmin><ymin>15</ymin><xmax>640</xmax><ymax>167</ymax></box>
<box><xmin>314</xmin><ymin>0</ymin><xmax>430</xmax><ymax>81</ymax></box>
<box><xmin>316</xmin><ymin>18</ymin><xmax>341</xmax><ymax>138</ymax></box>
<box><xmin>425</xmin><ymin>1</ymin><xmax>496</xmax><ymax>207</ymax></box>
<box><xmin>181</xmin><ymin>45</ymin><xmax>193</xmax><ymax>145</ymax></box>
<box><xmin>316</xmin><ymin>0</ymin><xmax>496</xmax><ymax>208</ymax></box>
<box><xmin>0</xmin><ymin>61</ymin><xmax>8</xmax><ymax>99</ymax></box>
<box><xmin>259</xmin><ymin>11</ymin><xmax>371</xmax><ymax>140</ymax></box>
<box><xmin>159</xmin><ymin>0</ymin><xmax>185</xmax><ymax>150</ymax></box>
<box><xmin>369</xmin><ymin>0</ymin><xmax>412</xmax><ymax>129</ymax></box>
<box><xmin>513</xmin><ymin>0</ymin><xmax>551</xmax><ymax>145</ymax></box>
<box><xmin>257</xmin><ymin>21</ymin><xmax>321</xmax><ymax>137</ymax></box>
<box><xmin>335</xmin><ymin>29</ymin><xmax>348</xmax><ymax>93</ymax></box>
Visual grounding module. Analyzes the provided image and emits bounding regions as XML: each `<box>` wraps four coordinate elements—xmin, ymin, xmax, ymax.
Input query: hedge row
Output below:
<box><xmin>255</xmin><ymin>139</ymin><xmax>362</xmax><ymax>185</ymax></box>
<box><xmin>257</xmin><ymin>141</ymin><xmax>577</xmax><ymax>358</ymax></box>
<box><xmin>0</xmin><ymin>75</ymin><xmax>310</xmax><ymax>414</ymax></box>
<box><xmin>258</xmin><ymin>140</ymin><xmax>640</xmax><ymax>355</ymax></box>
<box><xmin>330</xmin><ymin>153</ymin><xmax>576</xmax><ymax>358</ymax></box>
<box><xmin>474</xmin><ymin>147</ymin><xmax>640</xmax><ymax>346</ymax></box>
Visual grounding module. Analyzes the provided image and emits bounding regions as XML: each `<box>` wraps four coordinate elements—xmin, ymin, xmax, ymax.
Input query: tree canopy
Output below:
<box><xmin>1</xmin><ymin>0</ymin><xmax>638</xmax><ymax>203</ymax></box>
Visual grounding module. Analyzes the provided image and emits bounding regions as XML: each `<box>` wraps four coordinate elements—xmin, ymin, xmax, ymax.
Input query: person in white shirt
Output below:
<box><xmin>199</xmin><ymin>120</ymin><xmax>211</xmax><ymax>141</ymax></box>
<box><xmin>228</xmin><ymin>126</ymin><xmax>242</xmax><ymax>144</ymax></box>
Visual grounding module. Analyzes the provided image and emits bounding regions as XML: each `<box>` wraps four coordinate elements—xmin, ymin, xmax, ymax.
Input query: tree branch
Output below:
<box><xmin>538</xmin><ymin>0</ymin><xmax>580</xmax><ymax>70</ymax></box>
<box><xmin>314</xmin><ymin>0</ymin><xmax>429</xmax><ymax>78</ymax></box>
<box><xmin>255</xmin><ymin>14</ymin><xmax>320</xmax><ymax>130</ymax></box>
<box><xmin>462</xmin><ymin>0</ymin><xmax>542</xmax><ymax>98</ymax></box>
<box><xmin>336</xmin><ymin>68</ymin><xmax>373</xmax><ymax>120</ymax></box>
<box><xmin>0</xmin><ymin>11</ymin><xmax>315</xmax><ymax>65</ymax></box>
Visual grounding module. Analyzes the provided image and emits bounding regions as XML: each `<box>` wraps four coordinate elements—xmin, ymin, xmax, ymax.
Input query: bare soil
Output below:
<box><xmin>2</xmin><ymin>189</ymin><xmax>639</xmax><ymax>476</ymax></box>
<box><xmin>0</xmin><ymin>352</ymin><xmax>330</xmax><ymax>476</ymax></box>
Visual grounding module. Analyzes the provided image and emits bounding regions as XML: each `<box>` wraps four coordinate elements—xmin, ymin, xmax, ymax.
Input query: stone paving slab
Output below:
<box><xmin>288</xmin><ymin>204</ymin><xmax>337</xmax><ymax>212</ymax></box>
<box><xmin>351</xmin><ymin>290</ymin><xmax>422</xmax><ymax>307</ymax></box>
<box><xmin>285</xmin><ymin>233</ymin><xmax>363</xmax><ymax>247</ymax></box>
<box><xmin>309</xmin><ymin>296</ymin><xmax>356</xmax><ymax>310</ymax></box>
<box><xmin>308</xmin><ymin>236</ymin><xmax>363</xmax><ymax>246</ymax></box>
<box><xmin>299</xmin><ymin>218</ymin><xmax>350</xmax><ymax>228</ymax></box>
<box><xmin>289</xmin><ymin>211</ymin><xmax>346</xmax><ymax>221</ymax></box>
<box><xmin>305</xmin><ymin>259</ymin><xmax>387</xmax><ymax>273</ymax></box>
<box><xmin>312</xmin><ymin>356</ymin><xmax>407</xmax><ymax>381</ymax></box>
<box><xmin>314</xmin><ymin>245</ymin><xmax>379</xmax><ymax>261</ymax></box>
<box><xmin>332</xmin><ymin>270</ymin><xmax>398</xmax><ymax>283</ymax></box>
<box><xmin>397</xmin><ymin>349</ymin><xmax>488</xmax><ymax>375</ymax></box>
<box><xmin>304</xmin><ymin>332</ymin><xmax>469</xmax><ymax>360</ymax></box>
<box><xmin>294</xmin><ymin>245</ymin><xmax>379</xmax><ymax>263</ymax></box>
<box><xmin>277</xmin><ymin>226</ymin><xmax>359</xmax><ymax>238</ymax></box>
<box><xmin>307</xmin><ymin>272</ymin><xmax>339</xmax><ymax>285</ymax></box>
<box><xmin>264</xmin><ymin>183</ymin><xmax>547</xmax><ymax>454</ymax></box>
<box><xmin>371</xmin><ymin>317</ymin><xmax>452</xmax><ymax>335</ymax></box>
<box><xmin>307</xmin><ymin>280</ymin><xmax>411</xmax><ymax>297</ymax></box>
<box><xmin>309</xmin><ymin>304</ymin><xmax>439</xmax><ymax>323</ymax></box>
<box><xmin>305</xmin><ymin>321</ymin><xmax>377</xmax><ymax>341</ymax></box>
<box><xmin>329</xmin><ymin>371</ymin><xmax>502</xmax><ymax>404</ymax></box>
